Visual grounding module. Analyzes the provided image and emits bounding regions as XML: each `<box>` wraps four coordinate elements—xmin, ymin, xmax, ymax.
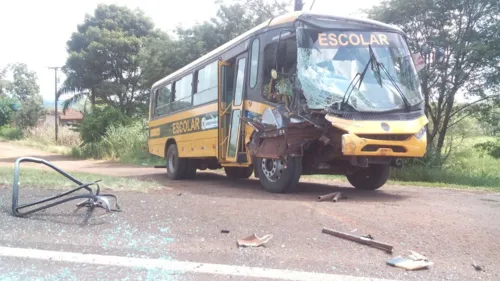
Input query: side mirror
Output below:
<box><xmin>411</xmin><ymin>52</ymin><xmax>425</xmax><ymax>72</ymax></box>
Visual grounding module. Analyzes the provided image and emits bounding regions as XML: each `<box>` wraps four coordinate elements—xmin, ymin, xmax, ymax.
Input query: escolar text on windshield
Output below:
<box><xmin>316</xmin><ymin>32</ymin><xmax>390</xmax><ymax>48</ymax></box>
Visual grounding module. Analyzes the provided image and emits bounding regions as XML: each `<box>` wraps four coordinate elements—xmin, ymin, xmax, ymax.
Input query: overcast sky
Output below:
<box><xmin>0</xmin><ymin>0</ymin><xmax>380</xmax><ymax>102</ymax></box>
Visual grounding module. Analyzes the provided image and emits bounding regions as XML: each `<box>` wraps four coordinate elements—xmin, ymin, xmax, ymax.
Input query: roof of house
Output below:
<box><xmin>59</xmin><ymin>109</ymin><xmax>84</xmax><ymax>120</ymax></box>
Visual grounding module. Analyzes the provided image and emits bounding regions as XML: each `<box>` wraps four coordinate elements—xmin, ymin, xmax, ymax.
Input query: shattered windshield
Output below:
<box><xmin>296</xmin><ymin>27</ymin><xmax>423</xmax><ymax>112</ymax></box>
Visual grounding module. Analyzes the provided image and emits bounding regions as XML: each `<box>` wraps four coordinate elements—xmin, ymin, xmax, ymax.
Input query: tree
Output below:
<box><xmin>59</xmin><ymin>4</ymin><xmax>156</xmax><ymax>116</ymax></box>
<box><xmin>0</xmin><ymin>63</ymin><xmax>45</xmax><ymax>129</ymax></box>
<box><xmin>15</xmin><ymin>95</ymin><xmax>46</xmax><ymax>129</ymax></box>
<box><xmin>0</xmin><ymin>96</ymin><xmax>16</xmax><ymax>127</ymax></box>
<box><xmin>141</xmin><ymin>0</ymin><xmax>291</xmax><ymax>89</ymax></box>
<box><xmin>368</xmin><ymin>0</ymin><xmax>500</xmax><ymax>162</ymax></box>
<box><xmin>8</xmin><ymin>63</ymin><xmax>40</xmax><ymax>102</ymax></box>
<box><xmin>0</xmin><ymin>66</ymin><xmax>11</xmax><ymax>97</ymax></box>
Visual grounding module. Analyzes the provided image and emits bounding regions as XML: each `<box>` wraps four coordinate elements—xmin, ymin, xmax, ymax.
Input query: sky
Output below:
<box><xmin>0</xmin><ymin>0</ymin><xmax>380</xmax><ymax>103</ymax></box>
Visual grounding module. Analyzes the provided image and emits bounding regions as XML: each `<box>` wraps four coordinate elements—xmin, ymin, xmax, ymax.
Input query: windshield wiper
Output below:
<box><xmin>338</xmin><ymin>44</ymin><xmax>376</xmax><ymax>111</ymax></box>
<box><xmin>375</xmin><ymin>59</ymin><xmax>412</xmax><ymax>112</ymax></box>
<box><xmin>339</xmin><ymin>44</ymin><xmax>411</xmax><ymax>112</ymax></box>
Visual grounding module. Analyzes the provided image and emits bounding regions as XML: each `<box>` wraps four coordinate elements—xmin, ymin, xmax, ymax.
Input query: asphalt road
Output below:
<box><xmin>1</xmin><ymin>142</ymin><xmax>499</xmax><ymax>281</ymax></box>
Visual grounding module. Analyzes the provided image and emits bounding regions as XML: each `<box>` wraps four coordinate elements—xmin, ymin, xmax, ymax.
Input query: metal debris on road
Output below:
<box><xmin>11</xmin><ymin>157</ymin><xmax>121</xmax><ymax>219</ymax></box>
<box><xmin>221</xmin><ymin>230</ymin><xmax>230</xmax><ymax>234</ymax></box>
<box><xmin>322</xmin><ymin>227</ymin><xmax>393</xmax><ymax>253</ymax></box>
<box><xmin>472</xmin><ymin>262</ymin><xmax>483</xmax><ymax>271</ymax></box>
<box><xmin>386</xmin><ymin>255</ymin><xmax>433</xmax><ymax>271</ymax></box>
<box><xmin>318</xmin><ymin>192</ymin><xmax>347</xmax><ymax>202</ymax></box>
<box><xmin>237</xmin><ymin>234</ymin><xmax>273</xmax><ymax>247</ymax></box>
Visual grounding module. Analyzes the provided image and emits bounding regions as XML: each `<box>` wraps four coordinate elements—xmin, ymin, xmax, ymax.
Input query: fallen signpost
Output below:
<box><xmin>321</xmin><ymin>227</ymin><xmax>393</xmax><ymax>253</ymax></box>
<box><xmin>11</xmin><ymin>157</ymin><xmax>121</xmax><ymax>220</ymax></box>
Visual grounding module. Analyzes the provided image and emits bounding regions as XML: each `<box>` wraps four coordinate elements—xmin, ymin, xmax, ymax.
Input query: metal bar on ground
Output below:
<box><xmin>322</xmin><ymin>227</ymin><xmax>393</xmax><ymax>253</ymax></box>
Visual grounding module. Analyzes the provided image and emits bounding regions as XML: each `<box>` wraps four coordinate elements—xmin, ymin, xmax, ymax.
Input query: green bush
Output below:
<box><xmin>72</xmin><ymin>119</ymin><xmax>163</xmax><ymax>165</ymax></box>
<box><xmin>0</xmin><ymin>96</ymin><xmax>16</xmax><ymax>127</ymax></box>
<box><xmin>79</xmin><ymin>105</ymin><xmax>132</xmax><ymax>143</ymax></box>
<box><xmin>0</xmin><ymin>125</ymin><xmax>23</xmax><ymax>140</ymax></box>
<box><xmin>474</xmin><ymin>140</ymin><xmax>500</xmax><ymax>159</ymax></box>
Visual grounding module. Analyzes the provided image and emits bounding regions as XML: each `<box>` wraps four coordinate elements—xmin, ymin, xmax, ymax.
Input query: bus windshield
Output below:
<box><xmin>296</xmin><ymin>28</ymin><xmax>423</xmax><ymax>112</ymax></box>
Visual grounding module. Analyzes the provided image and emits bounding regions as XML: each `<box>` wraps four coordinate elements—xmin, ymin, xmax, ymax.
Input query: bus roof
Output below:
<box><xmin>151</xmin><ymin>10</ymin><xmax>403</xmax><ymax>89</ymax></box>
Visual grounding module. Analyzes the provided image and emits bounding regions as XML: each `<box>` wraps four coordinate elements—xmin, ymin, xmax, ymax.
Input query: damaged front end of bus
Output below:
<box><xmin>244</xmin><ymin>14</ymin><xmax>428</xmax><ymax>193</ymax></box>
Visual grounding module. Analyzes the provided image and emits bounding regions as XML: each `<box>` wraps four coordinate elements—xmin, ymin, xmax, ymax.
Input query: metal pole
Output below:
<box><xmin>49</xmin><ymin>67</ymin><xmax>60</xmax><ymax>142</ymax></box>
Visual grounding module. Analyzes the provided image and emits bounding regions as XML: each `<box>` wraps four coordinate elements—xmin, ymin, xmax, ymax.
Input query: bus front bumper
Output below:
<box><xmin>341</xmin><ymin>133</ymin><xmax>426</xmax><ymax>157</ymax></box>
<box><xmin>326</xmin><ymin>114</ymin><xmax>429</xmax><ymax>158</ymax></box>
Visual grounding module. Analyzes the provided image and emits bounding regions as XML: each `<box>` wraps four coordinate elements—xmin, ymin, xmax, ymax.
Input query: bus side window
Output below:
<box><xmin>154</xmin><ymin>83</ymin><xmax>172</xmax><ymax>117</ymax></box>
<box><xmin>193</xmin><ymin>61</ymin><xmax>218</xmax><ymax>106</ymax></box>
<box><xmin>172</xmin><ymin>74</ymin><xmax>193</xmax><ymax>112</ymax></box>
<box><xmin>262</xmin><ymin>35</ymin><xmax>297</xmax><ymax>103</ymax></box>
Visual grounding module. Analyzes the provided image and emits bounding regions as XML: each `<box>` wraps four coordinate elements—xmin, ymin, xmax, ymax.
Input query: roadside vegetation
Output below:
<box><xmin>1</xmin><ymin>0</ymin><xmax>499</xmax><ymax>190</ymax></box>
<box><xmin>0</xmin><ymin>166</ymin><xmax>160</xmax><ymax>192</ymax></box>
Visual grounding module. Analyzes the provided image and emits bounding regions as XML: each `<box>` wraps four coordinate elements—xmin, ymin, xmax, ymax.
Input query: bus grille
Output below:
<box><xmin>357</xmin><ymin>134</ymin><xmax>412</xmax><ymax>141</ymax></box>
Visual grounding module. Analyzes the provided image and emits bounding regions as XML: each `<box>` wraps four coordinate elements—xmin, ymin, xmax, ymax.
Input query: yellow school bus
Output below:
<box><xmin>148</xmin><ymin>11</ymin><xmax>428</xmax><ymax>193</ymax></box>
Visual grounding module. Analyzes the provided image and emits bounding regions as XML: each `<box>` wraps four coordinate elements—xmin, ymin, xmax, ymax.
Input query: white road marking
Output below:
<box><xmin>0</xmin><ymin>246</ymin><xmax>396</xmax><ymax>281</ymax></box>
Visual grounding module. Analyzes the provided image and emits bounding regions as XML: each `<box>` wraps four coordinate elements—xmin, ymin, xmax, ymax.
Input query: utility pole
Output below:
<box><xmin>48</xmin><ymin>66</ymin><xmax>60</xmax><ymax>142</ymax></box>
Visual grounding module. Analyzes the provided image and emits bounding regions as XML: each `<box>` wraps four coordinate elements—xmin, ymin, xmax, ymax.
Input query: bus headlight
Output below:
<box><xmin>415</xmin><ymin>126</ymin><xmax>426</xmax><ymax>139</ymax></box>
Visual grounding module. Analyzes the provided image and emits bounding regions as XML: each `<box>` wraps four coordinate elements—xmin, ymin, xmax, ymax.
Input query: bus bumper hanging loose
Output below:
<box><xmin>11</xmin><ymin>157</ymin><xmax>121</xmax><ymax>218</ymax></box>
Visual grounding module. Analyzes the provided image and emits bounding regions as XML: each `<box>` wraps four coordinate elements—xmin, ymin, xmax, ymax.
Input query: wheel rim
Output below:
<box><xmin>167</xmin><ymin>150</ymin><xmax>176</xmax><ymax>172</ymax></box>
<box><xmin>261</xmin><ymin>158</ymin><xmax>283</xmax><ymax>182</ymax></box>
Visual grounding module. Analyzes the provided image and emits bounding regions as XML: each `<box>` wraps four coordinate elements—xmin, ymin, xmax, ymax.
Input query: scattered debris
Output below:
<box><xmin>387</xmin><ymin>255</ymin><xmax>433</xmax><ymax>271</ymax></box>
<box><xmin>318</xmin><ymin>192</ymin><xmax>347</xmax><ymax>202</ymax></box>
<box><xmin>472</xmin><ymin>262</ymin><xmax>483</xmax><ymax>271</ymax></box>
<box><xmin>177</xmin><ymin>192</ymin><xmax>182</xmax><ymax>196</ymax></box>
<box><xmin>351</xmin><ymin>228</ymin><xmax>357</xmax><ymax>233</ymax></box>
<box><xmin>221</xmin><ymin>229</ymin><xmax>230</xmax><ymax>234</ymax></box>
<box><xmin>237</xmin><ymin>234</ymin><xmax>273</xmax><ymax>247</ymax></box>
<box><xmin>11</xmin><ymin>157</ymin><xmax>120</xmax><ymax>219</ymax></box>
<box><xmin>322</xmin><ymin>227</ymin><xmax>393</xmax><ymax>253</ymax></box>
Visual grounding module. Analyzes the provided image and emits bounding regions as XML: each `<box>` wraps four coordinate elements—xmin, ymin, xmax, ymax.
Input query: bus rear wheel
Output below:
<box><xmin>166</xmin><ymin>144</ymin><xmax>187</xmax><ymax>180</ymax></box>
<box><xmin>256</xmin><ymin>157</ymin><xmax>302</xmax><ymax>193</ymax></box>
<box><xmin>224</xmin><ymin>166</ymin><xmax>253</xmax><ymax>179</ymax></box>
<box><xmin>346</xmin><ymin>164</ymin><xmax>390</xmax><ymax>190</ymax></box>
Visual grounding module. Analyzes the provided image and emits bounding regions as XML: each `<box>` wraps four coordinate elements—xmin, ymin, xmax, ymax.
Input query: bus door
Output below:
<box><xmin>218</xmin><ymin>54</ymin><xmax>247</xmax><ymax>163</ymax></box>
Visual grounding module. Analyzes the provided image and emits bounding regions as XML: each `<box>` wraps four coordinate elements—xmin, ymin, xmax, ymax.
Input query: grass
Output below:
<box><xmin>0</xmin><ymin>166</ymin><xmax>161</xmax><ymax>192</ymax></box>
<box><xmin>70</xmin><ymin>120</ymin><xmax>164</xmax><ymax>166</ymax></box>
<box><xmin>0</xmin><ymin>125</ymin><xmax>77</xmax><ymax>155</ymax></box>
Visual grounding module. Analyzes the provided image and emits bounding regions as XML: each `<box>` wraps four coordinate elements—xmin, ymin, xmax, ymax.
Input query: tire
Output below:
<box><xmin>166</xmin><ymin>144</ymin><xmax>187</xmax><ymax>180</ymax></box>
<box><xmin>224</xmin><ymin>166</ymin><xmax>253</xmax><ymax>179</ymax></box>
<box><xmin>182</xmin><ymin>159</ymin><xmax>197</xmax><ymax>179</ymax></box>
<box><xmin>346</xmin><ymin>164</ymin><xmax>390</xmax><ymax>190</ymax></box>
<box><xmin>256</xmin><ymin>156</ymin><xmax>302</xmax><ymax>193</ymax></box>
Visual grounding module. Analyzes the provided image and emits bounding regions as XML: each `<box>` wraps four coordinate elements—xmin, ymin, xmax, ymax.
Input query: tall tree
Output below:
<box><xmin>142</xmin><ymin>0</ymin><xmax>291</xmax><ymax>88</ymax></box>
<box><xmin>8</xmin><ymin>63</ymin><xmax>40</xmax><ymax>102</ymax></box>
<box><xmin>59</xmin><ymin>4</ymin><xmax>156</xmax><ymax>116</ymax></box>
<box><xmin>0</xmin><ymin>63</ymin><xmax>45</xmax><ymax>128</ymax></box>
<box><xmin>368</xmin><ymin>0</ymin><xmax>500</xmax><ymax>162</ymax></box>
<box><xmin>0</xmin><ymin>66</ymin><xmax>10</xmax><ymax>97</ymax></box>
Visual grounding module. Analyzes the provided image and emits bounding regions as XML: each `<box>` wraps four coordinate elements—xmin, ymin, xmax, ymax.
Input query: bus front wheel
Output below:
<box><xmin>166</xmin><ymin>144</ymin><xmax>187</xmax><ymax>180</ymax></box>
<box><xmin>346</xmin><ymin>164</ymin><xmax>390</xmax><ymax>190</ymax></box>
<box><xmin>256</xmin><ymin>157</ymin><xmax>302</xmax><ymax>193</ymax></box>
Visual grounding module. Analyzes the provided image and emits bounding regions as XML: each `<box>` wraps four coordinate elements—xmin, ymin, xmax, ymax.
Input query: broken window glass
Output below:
<box><xmin>296</xmin><ymin>27</ymin><xmax>423</xmax><ymax>112</ymax></box>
